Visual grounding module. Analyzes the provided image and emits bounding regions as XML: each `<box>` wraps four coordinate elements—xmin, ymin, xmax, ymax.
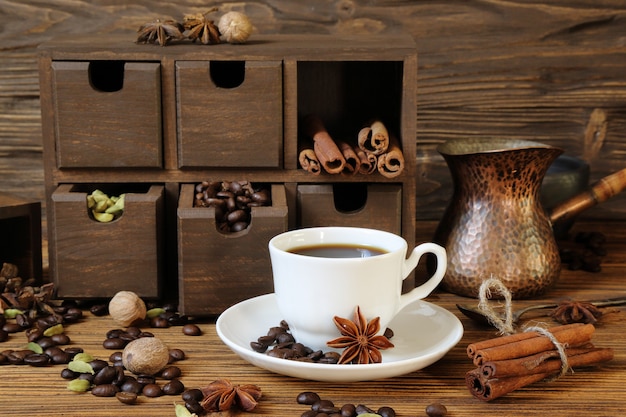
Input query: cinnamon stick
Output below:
<box><xmin>301</xmin><ymin>114</ymin><xmax>345</xmax><ymax>174</ymax></box>
<box><xmin>465</xmin><ymin>368</ymin><xmax>547</xmax><ymax>402</ymax></box>
<box><xmin>336</xmin><ymin>140</ymin><xmax>360</xmax><ymax>176</ymax></box>
<box><xmin>472</xmin><ymin>323</ymin><xmax>595</xmax><ymax>366</ymax></box>
<box><xmin>480</xmin><ymin>346</ymin><xmax>614</xmax><ymax>378</ymax></box>
<box><xmin>357</xmin><ymin>120</ymin><xmax>389</xmax><ymax>155</ymax></box>
<box><xmin>466</xmin><ymin>323</ymin><xmax>584</xmax><ymax>359</ymax></box>
<box><xmin>298</xmin><ymin>140</ymin><xmax>321</xmax><ymax>175</ymax></box>
<box><xmin>377</xmin><ymin>134</ymin><xmax>405</xmax><ymax>178</ymax></box>
<box><xmin>356</xmin><ymin>149</ymin><xmax>377</xmax><ymax>175</ymax></box>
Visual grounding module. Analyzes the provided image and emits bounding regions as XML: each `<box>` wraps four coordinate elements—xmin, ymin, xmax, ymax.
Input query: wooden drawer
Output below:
<box><xmin>177</xmin><ymin>183</ymin><xmax>288</xmax><ymax>316</ymax></box>
<box><xmin>297</xmin><ymin>183</ymin><xmax>402</xmax><ymax>234</ymax></box>
<box><xmin>176</xmin><ymin>60</ymin><xmax>283</xmax><ymax>168</ymax></box>
<box><xmin>50</xmin><ymin>184</ymin><xmax>164</xmax><ymax>298</ymax></box>
<box><xmin>51</xmin><ymin>61</ymin><xmax>162</xmax><ymax>168</ymax></box>
<box><xmin>0</xmin><ymin>193</ymin><xmax>42</xmax><ymax>281</ymax></box>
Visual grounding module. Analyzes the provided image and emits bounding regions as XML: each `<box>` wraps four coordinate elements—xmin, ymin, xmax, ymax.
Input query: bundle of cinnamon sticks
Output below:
<box><xmin>298</xmin><ymin>114</ymin><xmax>405</xmax><ymax>178</ymax></box>
<box><xmin>465</xmin><ymin>323</ymin><xmax>613</xmax><ymax>401</ymax></box>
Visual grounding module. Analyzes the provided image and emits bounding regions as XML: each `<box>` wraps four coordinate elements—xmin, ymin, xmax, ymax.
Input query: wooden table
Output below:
<box><xmin>1</xmin><ymin>221</ymin><xmax>625</xmax><ymax>416</ymax></box>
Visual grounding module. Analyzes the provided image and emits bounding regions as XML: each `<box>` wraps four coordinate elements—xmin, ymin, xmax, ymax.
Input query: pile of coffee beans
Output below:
<box><xmin>251</xmin><ymin>320</ymin><xmax>394</xmax><ymax>364</ymax></box>
<box><xmin>250</xmin><ymin>321</ymin><xmax>340</xmax><ymax>364</ymax></box>
<box><xmin>297</xmin><ymin>391</ymin><xmax>396</xmax><ymax>417</ymax></box>
<box><xmin>193</xmin><ymin>180</ymin><xmax>272</xmax><ymax>233</ymax></box>
<box><xmin>58</xmin><ymin>329</ymin><xmax>187</xmax><ymax>404</ymax></box>
<box><xmin>559</xmin><ymin>231</ymin><xmax>607</xmax><ymax>272</ymax></box>
<box><xmin>0</xmin><ymin>327</ymin><xmax>77</xmax><ymax>367</ymax></box>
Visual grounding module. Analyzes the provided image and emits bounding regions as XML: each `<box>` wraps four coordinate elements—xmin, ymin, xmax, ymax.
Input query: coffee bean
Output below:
<box><xmin>93</xmin><ymin>366</ymin><xmax>118</xmax><ymax>385</ymax></box>
<box><xmin>90</xmin><ymin>304</ymin><xmax>108</xmax><ymax>316</ymax></box>
<box><xmin>109</xmin><ymin>351</ymin><xmax>123</xmax><ymax>363</ymax></box>
<box><xmin>15</xmin><ymin>314</ymin><xmax>31</xmax><ymax>328</ymax></box>
<box><xmin>185</xmin><ymin>400</ymin><xmax>205</xmax><ymax>415</ymax></box>
<box><xmin>3</xmin><ymin>322</ymin><xmax>22</xmax><ymax>333</ymax></box>
<box><xmin>126</xmin><ymin>327</ymin><xmax>142</xmax><ymax>338</ymax></box>
<box><xmin>377</xmin><ymin>406</ymin><xmax>396</xmax><ymax>417</ymax></box>
<box><xmin>162</xmin><ymin>379</ymin><xmax>185</xmax><ymax>395</ymax></box>
<box><xmin>297</xmin><ymin>392</ymin><xmax>321</xmax><ymax>405</ymax></box>
<box><xmin>142</xmin><ymin>383</ymin><xmax>163</xmax><ymax>397</ymax></box>
<box><xmin>312</xmin><ymin>400</ymin><xmax>335</xmax><ymax>412</ymax></box>
<box><xmin>50</xmin><ymin>351</ymin><xmax>72</xmax><ymax>364</ymax></box>
<box><xmin>341</xmin><ymin>403</ymin><xmax>356</xmax><ymax>416</ymax></box>
<box><xmin>150</xmin><ymin>317</ymin><xmax>169</xmax><ymax>328</ymax></box>
<box><xmin>119</xmin><ymin>377</ymin><xmax>142</xmax><ymax>394</ymax></box>
<box><xmin>64</xmin><ymin>346</ymin><xmax>83</xmax><ymax>356</ymax></box>
<box><xmin>168</xmin><ymin>349</ymin><xmax>185</xmax><ymax>362</ymax></box>
<box><xmin>160</xmin><ymin>365</ymin><xmax>182</xmax><ymax>380</ymax></box>
<box><xmin>92</xmin><ymin>384</ymin><xmax>119</xmax><ymax>397</ymax></box>
<box><xmin>60</xmin><ymin>368</ymin><xmax>79</xmax><ymax>379</ymax></box>
<box><xmin>182</xmin><ymin>324</ymin><xmax>201</xmax><ymax>336</ymax></box>
<box><xmin>182</xmin><ymin>388</ymin><xmax>204</xmax><ymax>402</ymax></box>
<box><xmin>26</xmin><ymin>328</ymin><xmax>44</xmax><ymax>342</ymax></box>
<box><xmin>115</xmin><ymin>391</ymin><xmax>138</xmax><ymax>405</ymax></box>
<box><xmin>51</xmin><ymin>334</ymin><xmax>71</xmax><ymax>345</ymax></box>
<box><xmin>103</xmin><ymin>337</ymin><xmax>127</xmax><ymax>350</ymax></box>
<box><xmin>425</xmin><ymin>402</ymin><xmax>448</xmax><ymax>417</ymax></box>
<box><xmin>0</xmin><ymin>329</ymin><xmax>8</xmax><ymax>342</ymax></box>
<box><xmin>250</xmin><ymin>341</ymin><xmax>267</xmax><ymax>353</ymax></box>
<box><xmin>137</xmin><ymin>375</ymin><xmax>156</xmax><ymax>385</ymax></box>
<box><xmin>24</xmin><ymin>353</ymin><xmax>50</xmax><ymax>367</ymax></box>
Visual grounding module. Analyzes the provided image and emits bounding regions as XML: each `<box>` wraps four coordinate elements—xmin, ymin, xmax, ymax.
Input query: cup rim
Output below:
<box><xmin>268</xmin><ymin>226</ymin><xmax>405</xmax><ymax>259</ymax></box>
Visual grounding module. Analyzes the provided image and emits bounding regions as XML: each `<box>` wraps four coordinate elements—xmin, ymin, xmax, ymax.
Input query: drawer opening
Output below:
<box><xmin>66</xmin><ymin>183</ymin><xmax>154</xmax><ymax>223</ymax></box>
<box><xmin>333</xmin><ymin>183</ymin><xmax>368</xmax><ymax>213</ymax></box>
<box><xmin>210</xmin><ymin>60</ymin><xmax>245</xmax><ymax>88</ymax></box>
<box><xmin>89</xmin><ymin>60</ymin><xmax>125</xmax><ymax>92</ymax></box>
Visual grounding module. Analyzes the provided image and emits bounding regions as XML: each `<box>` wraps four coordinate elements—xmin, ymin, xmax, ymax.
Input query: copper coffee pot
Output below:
<box><xmin>433</xmin><ymin>138</ymin><xmax>626</xmax><ymax>299</ymax></box>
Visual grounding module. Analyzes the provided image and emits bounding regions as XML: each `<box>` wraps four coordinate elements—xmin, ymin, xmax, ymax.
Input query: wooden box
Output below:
<box><xmin>296</xmin><ymin>183</ymin><xmax>402</xmax><ymax>234</ymax></box>
<box><xmin>0</xmin><ymin>193</ymin><xmax>42</xmax><ymax>281</ymax></box>
<box><xmin>176</xmin><ymin>60</ymin><xmax>283</xmax><ymax>168</ymax></box>
<box><xmin>51</xmin><ymin>61</ymin><xmax>162</xmax><ymax>168</ymax></box>
<box><xmin>177</xmin><ymin>183</ymin><xmax>288</xmax><ymax>316</ymax></box>
<box><xmin>49</xmin><ymin>184</ymin><xmax>164</xmax><ymax>298</ymax></box>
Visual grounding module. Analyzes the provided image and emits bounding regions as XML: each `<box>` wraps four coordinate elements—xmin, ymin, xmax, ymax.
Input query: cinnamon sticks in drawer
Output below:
<box><xmin>299</xmin><ymin>115</ymin><xmax>405</xmax><ymax>178</ymax></box>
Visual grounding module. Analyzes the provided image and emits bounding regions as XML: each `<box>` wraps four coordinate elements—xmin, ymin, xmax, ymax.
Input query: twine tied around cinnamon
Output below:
<box><xmin>477</xmin><ymin>277</ymin><xmax>571</xmax><ymax>380</ymax></box>
<box><xmin>477</xmin><ymin>277</ymin><xmax>515</xmax><ymax>335</ymax></box>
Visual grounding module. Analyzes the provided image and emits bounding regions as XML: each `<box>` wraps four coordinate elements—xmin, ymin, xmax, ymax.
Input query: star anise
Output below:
<box><xmin>551</xmin><ymin>301</ymin><xmax>603</xmax><ymax>324</ymax></box>
<box><xmin>327</xmin><ymin>306</ymin><xmax>395</xmax><ymax>364</ymax></box>
<box><xmin>136</xmin><ymin>18</ymin><xmax>185</xmax><ymax>46</ymax></box>
<box><xmin>183</xmin><ymin>8</ymin><xmax>221</xmax><ymax>45</ymax></box>
<box><xmin>200</xmin><ymin>379</ymin><xmax>262</xmax><ymax>412</ymax></box>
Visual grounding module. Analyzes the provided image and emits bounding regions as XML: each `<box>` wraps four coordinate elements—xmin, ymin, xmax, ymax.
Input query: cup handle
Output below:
<box><xmin>398</xmin><ymin>243</ymin><xmax>447</xmax><ymax>311</ymax></box>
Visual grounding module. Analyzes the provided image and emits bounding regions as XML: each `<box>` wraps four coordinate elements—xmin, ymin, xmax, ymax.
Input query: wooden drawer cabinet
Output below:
<box><xmin>39</xmin><ymin>34</ymin><xmax>417</xmax><ymax>312</ymax></box>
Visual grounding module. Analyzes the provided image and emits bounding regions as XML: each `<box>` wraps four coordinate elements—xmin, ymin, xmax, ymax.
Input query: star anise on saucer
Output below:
<box><xmin>183</xmin><ymin>8</ymin><xmax>221</xmax><ymax>45</ymax></box>
<box><xmin>200</xmin><ymin>378</ymin><xmax>262</xmax><ymax>412</ymax></box>
<box><xmin>136</xmin><ymin>18</ymin><xmax>185</xmax><ymax>46</ymax></box>
<box><xmin>327</xmin><ymin>306</ymin><xmax>395</xmax><ymax>364</ymax></box>
<box><xmin>551</xmin><ymin>301</ymin><xmax>603</xmax><ymax>324</ymax></box>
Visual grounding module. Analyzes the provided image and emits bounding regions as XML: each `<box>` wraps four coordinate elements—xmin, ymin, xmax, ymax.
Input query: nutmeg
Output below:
<box><xmin>218</xmin><ymin>11</ymin><xmax>253</xmax><ymax>44</ymax></box>
<box><xmin>122</xmin><ymin>336</ymin><xmax>170</xmax><ymax>376</ymax></box>
<box><xmin>108</xmin><ymin>290</ymin><xmax>146</xmax><ymax>327</ymax></box>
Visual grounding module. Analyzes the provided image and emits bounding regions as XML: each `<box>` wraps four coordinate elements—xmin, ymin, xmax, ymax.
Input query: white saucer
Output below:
<box><xmin>216</xmin><ymin>293</ymin><xmax>464</xmax><ymax>382</ymax></box>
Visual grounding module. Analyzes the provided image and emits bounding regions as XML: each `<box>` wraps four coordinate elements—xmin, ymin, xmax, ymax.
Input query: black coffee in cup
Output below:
<box><xmin>288</xmin><ymin>244</ymin><xmax>387</xmax><ymax>258</ymax></box>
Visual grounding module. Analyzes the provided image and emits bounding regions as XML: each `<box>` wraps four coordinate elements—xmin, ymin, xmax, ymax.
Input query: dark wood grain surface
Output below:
<box><xmin>0</xmin><ymin>220</ymin><xmax>624</xmax><ymax>416</ymax></box>
<box><xmin>2</xmin><ymin>1</ymin><xmax>626</xmax><ymax>222</ymax></box>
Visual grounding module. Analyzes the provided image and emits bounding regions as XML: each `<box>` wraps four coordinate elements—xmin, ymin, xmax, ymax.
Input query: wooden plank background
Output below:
<box><xmin>1</xmin><ymin>0</ymin><xmax>626</xmax><ymax>222</ymax></box>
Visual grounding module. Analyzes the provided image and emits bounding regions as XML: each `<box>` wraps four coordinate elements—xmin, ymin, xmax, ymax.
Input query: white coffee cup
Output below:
<box><xmin>268</xmin><ymin>226</ymin><xmax>447</xmax><ymax>351</ymax></box>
